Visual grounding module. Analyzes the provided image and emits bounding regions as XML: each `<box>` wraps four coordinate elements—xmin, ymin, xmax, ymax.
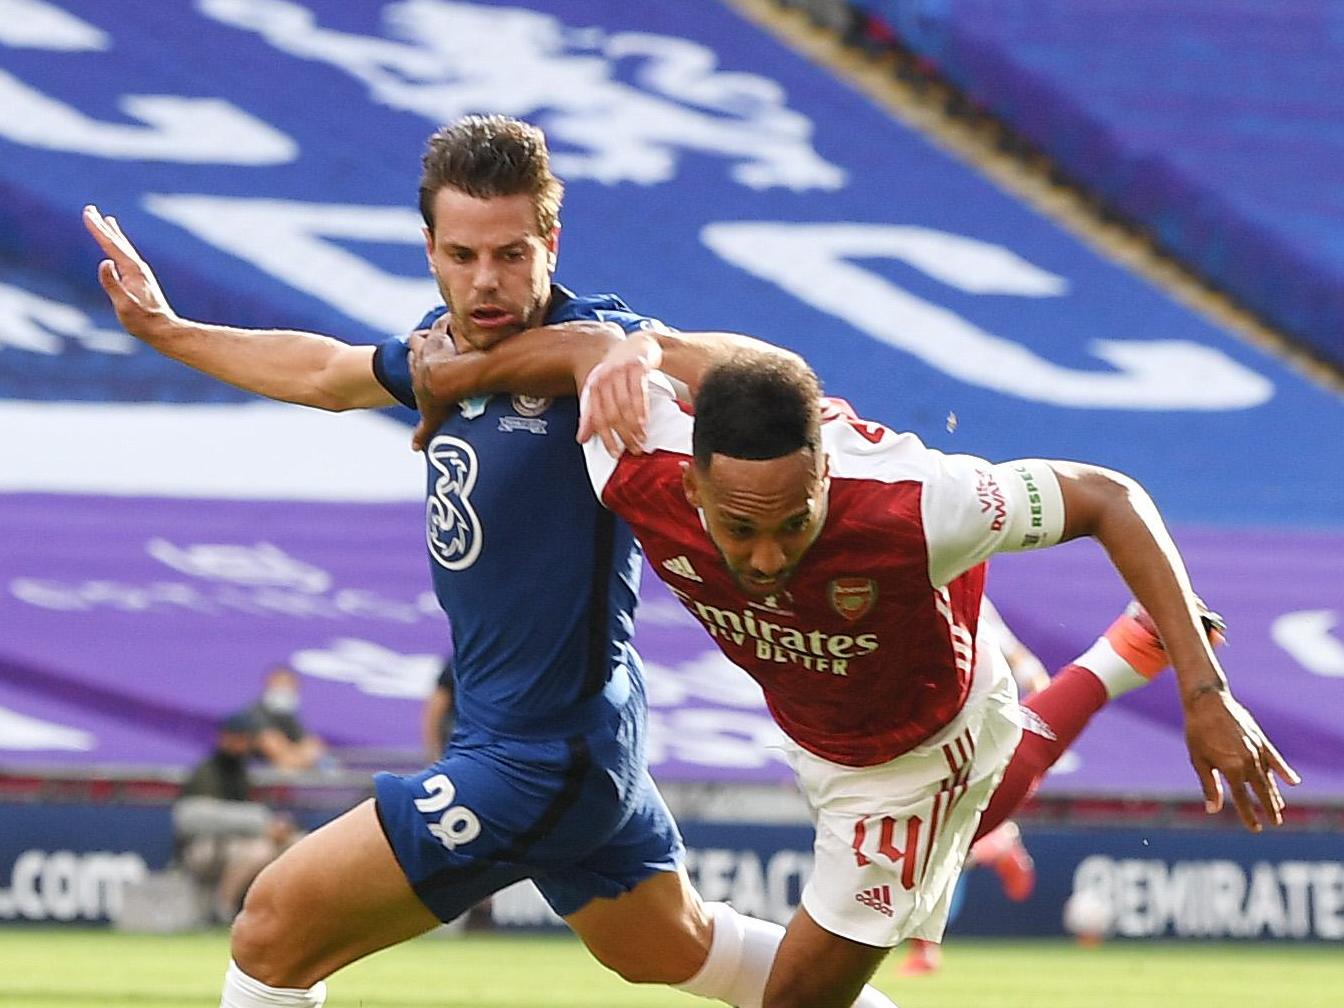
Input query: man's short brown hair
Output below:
<box><xmin>418</xmin><ymin>115</ymin><xmax>564</xmax><ymax>236</ymax></box>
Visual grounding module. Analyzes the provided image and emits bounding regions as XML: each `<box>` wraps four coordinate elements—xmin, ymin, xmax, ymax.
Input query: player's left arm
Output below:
<box><xmin>1005</xmin><ymin>460</ymin><xmax>1299</xmax><ymax>830</ymax></box>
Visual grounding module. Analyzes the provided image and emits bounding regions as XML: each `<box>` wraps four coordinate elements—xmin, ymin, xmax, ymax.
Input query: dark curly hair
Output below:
<box><xmin>692</xmin><ymin>350</ymin><xmax>821</xmax><ymax>469</ymax></box>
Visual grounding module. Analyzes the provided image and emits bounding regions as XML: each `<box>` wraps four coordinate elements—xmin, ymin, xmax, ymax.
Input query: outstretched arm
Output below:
<box><xmin>406</xmin><ymin>318</ymin><xmax>627</xmax><ymax>451</ymax></box>
<box><xmin>407</xmin><ymin>318</ymin><xmax>798</xmax><ymax>453</ymax></box>
<box><xmin>84</xmin><ymin>206</ymin><xmax>395</xmax><ymax>411</ymax></box>
<box><xmin>578</xmin><ymin>328</ymin><xmax>801</xmax><ymax>453</ymax></box>
<box><xmin>1050</xmin><ymin>462</ymin><xmax>1299</xmax><ymax>830</ymax></box>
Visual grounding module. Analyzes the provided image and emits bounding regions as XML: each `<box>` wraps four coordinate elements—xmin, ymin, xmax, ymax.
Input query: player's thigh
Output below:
<box><xmin>565</xmin><ymin>866</ymin><xmax>712</xmax><ymax>985</ymax></box>
<box><xmin>762</xmin><ymin>907</ymin><xmax>888</xmax><ymax>1008</ymax></box>
<box><xmin>232</xmin><ymin>799</ymin><xmax>439</xmax><ymax>987</ymax></box>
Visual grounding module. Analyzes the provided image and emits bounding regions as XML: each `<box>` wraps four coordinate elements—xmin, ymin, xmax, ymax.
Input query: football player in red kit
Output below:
<box><xmin>409</xmin><ymin>327</ymin><xmax>1295</xmax><ymax>1008</ymax></box>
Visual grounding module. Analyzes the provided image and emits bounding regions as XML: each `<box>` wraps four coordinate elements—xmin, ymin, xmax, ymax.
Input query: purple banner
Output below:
<box><xmin>0</xmin><ymin>491</ymin><xmax>792</xmax><ymax>782</ymax></box>
<box><xmin>4</xmin><ymin>494</ymin><xmax>1341</xmax><ymax>797</ymax></box>
<box><xmin>1</xmin><ymin>494</ymin><xmax>448</xmax><ymax>761</ymax></box>
<box><xmin>989</xmin><ymin>528</ymin><xmax>1344</xmax><ymax>800</ymax></box>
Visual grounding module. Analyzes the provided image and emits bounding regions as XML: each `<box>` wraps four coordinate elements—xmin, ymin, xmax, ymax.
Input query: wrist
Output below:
<box><xmin>1181</xmin><ymin>681</ymin><xmax>1229</xmax><ymax>709</ymax></box>
<box><xmin>148</xmin><ymin>311</ymin><xmax>190</xmax><ymax>344</ymax></box>
<box><xmin>631</xmin><ymin>330</ymin><xmax>663</xmax><ymax>369</ymax></box>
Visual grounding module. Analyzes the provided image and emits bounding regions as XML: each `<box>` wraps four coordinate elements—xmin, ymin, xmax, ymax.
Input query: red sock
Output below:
<box><xmin>976</xmin><ymin>664</ymin><xmax>1108</xmax><ymax>839</ymax></box>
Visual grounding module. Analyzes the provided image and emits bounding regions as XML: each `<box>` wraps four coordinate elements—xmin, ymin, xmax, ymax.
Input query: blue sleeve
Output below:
<box><xmin>550</xmin><ymin>293</ymin><xmax>665</xmax><ymax>336</ymax></box>
<box><xmin>372</xmin><ymin>335</ymin><xmax>415</xmax><ymax>410</ymax></box>
<box><xmin>372</xmin><ymin>306</ymin><xmax>447</xmax><ymax>411</ymax></box>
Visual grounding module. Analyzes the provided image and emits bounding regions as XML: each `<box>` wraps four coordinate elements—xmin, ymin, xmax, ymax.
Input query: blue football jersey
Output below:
<box><xmin>373</xmin><ymin>286</ymin><xmax>654</xmax><ymax>739</ymax></box>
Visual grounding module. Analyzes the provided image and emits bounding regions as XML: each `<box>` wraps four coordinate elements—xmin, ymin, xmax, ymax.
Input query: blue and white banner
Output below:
<box><xmin>1</xmin><ymin>1</ymin><xmax>1340</xmax><ymax>791</ymax></box>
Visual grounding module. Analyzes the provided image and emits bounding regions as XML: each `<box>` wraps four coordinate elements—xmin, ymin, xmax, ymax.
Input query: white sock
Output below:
<box><xmin>675</xmin><ymin>902</ymin><xmax>897</xmax><ymax>1008</ymax></box>
<box><xmin>853</xmin><ymin>982</ymin><xmax>900</xmax><ymax>1007</ymax></box>
<box><xmin>1074</xmin><ymin>635</ymin><xmax>1148</xmax><ymax>699</ymax></box>
<box><xmin>220</xmin><ymin>960</ymin><xmax>327</xmax><ymax>1008</ymax></box>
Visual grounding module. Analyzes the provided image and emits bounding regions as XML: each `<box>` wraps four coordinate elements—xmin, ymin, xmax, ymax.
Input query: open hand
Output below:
<box><xmin>408</xmin><ymin>315</ymin><xmax>457</xmax><ymax>452</ymax></box>
<box><xmin>83</xmin><ymin>205</ymin><xmax>177</xmax><ymax>337</ymax></box>
<box><xmin>1184</xmin><ymin>689</ymin><xmax>1300</xmax><ymax>831</ymax></box>
<box><xmin>577</xmin><ymin>331</ymin><xmax>661</xmax><ymax>457</ymax></box>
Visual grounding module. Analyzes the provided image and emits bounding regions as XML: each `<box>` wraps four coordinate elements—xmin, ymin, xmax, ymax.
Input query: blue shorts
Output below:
<box><xmin>374</xmin><ymin>724</ymin><xmax>683</xmax><ymax>921</ymax></box>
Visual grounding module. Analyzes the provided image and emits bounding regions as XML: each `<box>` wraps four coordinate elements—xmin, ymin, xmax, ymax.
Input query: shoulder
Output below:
<box><xmin>547</xmin><ymin>285</ymin><xmax>660</xmax><ymax>332</ymax></box>
<box><xmin>820</xmin><ymin>402</ymin><xmax>944</xmax><ymax>484</ymax></box>
<box><xmin>586</xmin><ymin>392</ymin><xmax>691</xmax><ymax>507</ymax></box>
<box><xmin>548</xmin><ymin>284</ymin><xmax>632</xmax><ymax>316</ymax></box>
<box><xmin>413</xmin><ymin>304</ymin><xmax>449</xmax><ymax>332</ymax></box>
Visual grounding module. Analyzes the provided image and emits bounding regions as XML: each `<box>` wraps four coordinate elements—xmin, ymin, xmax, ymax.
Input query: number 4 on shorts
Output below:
<box><xmin>851</xmin><ymin>815</ymin><xmax>923</xmax><ymax>890</ymax></box>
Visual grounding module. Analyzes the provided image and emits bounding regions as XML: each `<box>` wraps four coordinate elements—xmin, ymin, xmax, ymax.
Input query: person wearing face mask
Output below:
<box><xmin>86</xmin><ymin>115</ymin><xmax>901</xmax><ymax>1008</ymax></box>
<box><xmin>174</xmin><ymin>712</ymin><xmax>304</xmax><ymax>923</ymax></box>
<box><xmin>246</xmin><ymin>666</ymin><xmax>328</xmax><ymax>773</ymax></box>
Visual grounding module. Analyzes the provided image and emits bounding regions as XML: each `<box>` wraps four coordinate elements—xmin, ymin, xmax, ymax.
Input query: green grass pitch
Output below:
<box><xmin>0</xmin><ymin>929</ymin><xmax>1339</xmax><ymax>1007</ymax></box>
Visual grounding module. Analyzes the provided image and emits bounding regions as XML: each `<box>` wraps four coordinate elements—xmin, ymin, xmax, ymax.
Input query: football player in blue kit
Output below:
<box><xmin>84</xmin><ymin>115</ymin><xmax>898</xmax><ymax>1008</ymax></box>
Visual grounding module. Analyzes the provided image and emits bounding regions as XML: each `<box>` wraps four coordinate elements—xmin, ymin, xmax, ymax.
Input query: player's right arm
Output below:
<box><xmin>407</xmin><ymin>317</ymin><xmax>798</xmax><ymax>453</ymax></box>
<box><xmin>577</xmin><ymin>327</ymin><xmax>802</xmax><ymax>455</ymax></box>
<box><xmin>84</xmin><ymin>205</ymin><xmax>395</xmax><ymax>411</ymax></box>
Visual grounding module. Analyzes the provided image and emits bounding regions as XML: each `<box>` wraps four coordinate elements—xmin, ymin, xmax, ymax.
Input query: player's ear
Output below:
<box><xmin>680</xmin><ymin>460</ymin><xmax>702</xmax><ymax>508</ymax></box>
<box><xmin>423</xmin><ymin>227</ymin><xmax>436</xmax><ymax>271</ymax></box>
<box><xmin>546</xmin><ymin>225</ymin><xmax>560</xmax><ymax>273</ymax></box>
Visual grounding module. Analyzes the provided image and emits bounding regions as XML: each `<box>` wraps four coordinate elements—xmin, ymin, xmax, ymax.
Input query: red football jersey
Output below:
<box><xmin>586</xmin><ymin>390</ymin><xmax>1065</xmax><ymax>766</ymax></box>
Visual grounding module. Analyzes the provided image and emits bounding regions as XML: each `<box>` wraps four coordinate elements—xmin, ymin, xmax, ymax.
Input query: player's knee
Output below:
<box><xmin>587</xmin><ymin>922</ymin><xmax>712</xmax><ymax>986</ymax></box>
<box><xmin>230</xmin><ymin>867</ymin><xmax>303</xmax><ymax>985</ymax></box>
<box><xmin>762</xmin><ymin>985</ymin><xmax>856</xmax><ymax>1008</ymax></box>
<box><xmin>589</xmin><ymin>944</ymin><xmax>690</xmax><ymax>986</ymax></box>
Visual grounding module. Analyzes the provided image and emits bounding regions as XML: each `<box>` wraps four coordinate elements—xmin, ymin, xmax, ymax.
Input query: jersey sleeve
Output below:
<box><xmin>371</xmin><ymin>334</ymin><xmax>415</xmax><ymax>410</ymax></box>
<box><xmin>591</xmin><ymin>309</ymin><xmax>666</xmax><ymax>335</ymax></box>
<box><xmin>550</xmin><ymin>290</ymin><xmax>667</xmax><ymax>336</ymax></box>
<box><xmin>582</xmin><ymin>374</ymin><xmax>690</xmax><ymax>507</ymax></box>
<box><xmin>923</xmin><ymin>456</ymin><xmax>1066</xmax><ymax>587</ymax></box>
<box><xmin>371</xmin><ymin>306</ymin><xmax>446</xmax><ymax>411</ymax></box>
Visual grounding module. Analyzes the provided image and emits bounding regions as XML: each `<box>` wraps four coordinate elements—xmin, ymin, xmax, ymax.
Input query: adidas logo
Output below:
<box><xmin>854</xmin><ymin>885</ymin><xmax>894</xmax><ymax>917</ymax></box>
<box><xmin>661</xmin><ymin>555</ymin><xmax>703</xmax><ymax>582</ymax></box>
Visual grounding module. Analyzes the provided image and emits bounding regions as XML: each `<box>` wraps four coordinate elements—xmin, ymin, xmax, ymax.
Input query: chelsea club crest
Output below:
<box><xmin>511</xmin><ymin>394</ymin><xmax>552</xmax><ymax>417</ymax></box>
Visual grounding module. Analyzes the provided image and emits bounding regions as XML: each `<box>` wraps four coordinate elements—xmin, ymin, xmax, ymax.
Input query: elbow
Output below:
<box><xmin>1083</xmin><ymin>465</ymin><xmax>1146</xmax><ymax>502</ymax></box>
<box><xmin>1057</xmin><ymin>463</ymin><xmax>1152</xmax><ymax>539</ymax></box>
<box><xmin>308</xmin><ymin>391</ymin><xmax>361</xmax><ymax>413</ymax></box>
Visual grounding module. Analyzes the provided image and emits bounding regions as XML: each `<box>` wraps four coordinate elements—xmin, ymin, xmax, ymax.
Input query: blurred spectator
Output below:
<box><xmin>418</xmin><ymin>660</ymin><xmax>492</xmax><ymax>933</ymax></box>
<box><xmin>172</xmin><ymin>712</ymin><xmax>302</xmax><ymax>923</ymax></box>
<box><xmin>245</xmin><ymin>664</ymin><xmax>328</xmax><ymax>772</ymax></box>
<box><xmin>420</xmin><ymin>658</ymin><xmax>456</xmax><ymax>761</ymax></box>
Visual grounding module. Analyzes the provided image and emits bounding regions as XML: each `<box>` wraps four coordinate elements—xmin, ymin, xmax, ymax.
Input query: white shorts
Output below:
<box><xmin>783</xmin><ymin>655</ymin><xmax>1022</xmax><ymax>947</ymax></box>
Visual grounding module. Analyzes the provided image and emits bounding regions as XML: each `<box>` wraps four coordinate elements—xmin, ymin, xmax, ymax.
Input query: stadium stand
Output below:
<box><xmin>834</xmin><ymin>0</ymin><xmax>1344</xmax><ymax>370</ymax></box>
<box><xmin>2</xmin><ymin>0</ymin><xmax>1341</xmax><ymax>939</ymax></box>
